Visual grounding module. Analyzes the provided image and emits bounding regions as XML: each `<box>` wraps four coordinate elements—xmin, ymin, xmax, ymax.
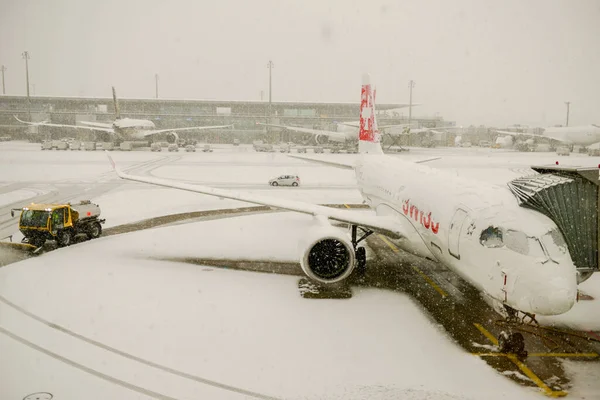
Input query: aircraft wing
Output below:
<box><xmin>141</xmin><ymin>124</ymin><xmax>234</xmax><ymax>137</ymax></box>
<box><xmin>256</xmin><ymin>123</ymin><xmax>349</xmax><ymax>142</ymax></box>
<box><xmin>493</xmin><ymin>130</ymin><xmax>561</xmax><ymax>142</ymax></box>
<box><xmin>14</xmin><ymin>116</ymin><xmax>115</xmax><ymax>133</ymax></box>
<box><xmin>106</xmin><ymin>152</ymin><xmax>404</xmax><ymax>239</ymax></box>
<box><xmin>339</xmin><ymin>121</ymin><xmax>411</xmax><ymax>130</ymax></box>
<box><xmin>79</xmin><ymin>121</ymin><xmax>114</xmax><ymax>129</ymax></box>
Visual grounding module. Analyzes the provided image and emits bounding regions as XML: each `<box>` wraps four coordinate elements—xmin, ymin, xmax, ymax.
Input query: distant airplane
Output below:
<box><xmin>257</xmin><ymin>120</ymin><xmax>456</xmax><ymax>148</ymax></box>
<box><xmin>15</xmin><ymin>87</ymin><xmax>233</xmax><ymax>144</ymax></box>
<box><xmin>494</xmin><ymin>125</ymin><xmax>600</xmax><ymax>149</ymax></box>
<box><xmin>107</xmin><ymin>74</ymin><xmax>578</xmax><ymax>356</ymax></box>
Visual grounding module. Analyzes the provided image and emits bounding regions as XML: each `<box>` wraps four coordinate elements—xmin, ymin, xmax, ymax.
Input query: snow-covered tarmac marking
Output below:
<box><xmin>473</xmin><ymin>323</ymin><xmax>568</xmax><ymax>398</ymax></box>
<box><xmin>0</xmin><ymin>295</ymin><xmax>281</xmax><ymax>400</ymax></box>
<box><xmin>367</xmin><ymin>233</ymin><xmax>599</xmax><ymax>396</ymax></box>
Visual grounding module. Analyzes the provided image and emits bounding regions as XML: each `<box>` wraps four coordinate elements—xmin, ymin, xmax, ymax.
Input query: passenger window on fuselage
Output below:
<box><xmin>480</xmin><ymin>226</ymin><xmax>503</xmax><ymax>248</ymax></box>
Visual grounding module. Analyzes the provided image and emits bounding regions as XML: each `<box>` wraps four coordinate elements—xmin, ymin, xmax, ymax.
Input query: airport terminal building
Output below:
<box><xmin>0</xmin><ymin>94</ymin><xmax>451</xmax><ymax>144</ymax></box>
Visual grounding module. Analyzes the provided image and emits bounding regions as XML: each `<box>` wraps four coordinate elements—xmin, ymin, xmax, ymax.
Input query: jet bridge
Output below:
<box><xmin>507</xmin><ymin>165</ymin><xmax>600</xmax><ymax>283</ymax></box>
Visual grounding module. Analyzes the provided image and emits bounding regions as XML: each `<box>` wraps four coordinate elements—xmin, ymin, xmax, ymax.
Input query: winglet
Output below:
<box><xmin>105</xmin><ymin>151</ymin><xmax>119</xmax><ymax>175</ymax></box>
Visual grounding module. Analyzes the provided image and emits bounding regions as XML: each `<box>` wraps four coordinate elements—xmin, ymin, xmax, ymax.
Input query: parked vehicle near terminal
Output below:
<box><xmin>151</xmin><ymin>142</ymin><xmax>162</xmax><ymax>152</ymax></box>
<box><xmin>168</xmin><ymin>143</ymin><xmax>179</xmax><ymax>152</ymax></box>
<box><xmin>269</xmin><ymin>175</ymin><xmax>300</xmax><ymax>187</ymax></box>
<box><xmin>185</xmin><ymin>144</ymin><xmax>196</xmax><ymax>152</ymax></box>
<box><xmin>556</xmin><ymin>146</ymin><xmax>571</xmax><ymax>156</ymax></box>
<box><xmin>119</xmin><ymin>142</ymin><xmax>133</xmax><ymax>151</ymax></box>
<box><xmin>83</xmin><ymin>141</ymin><xmax>96</xmax><ymax>151</ymax></box>
<box><xmin>202</xmin><ymin>144</ymin><xmax>213</xmax><ymax>152</ymax></box>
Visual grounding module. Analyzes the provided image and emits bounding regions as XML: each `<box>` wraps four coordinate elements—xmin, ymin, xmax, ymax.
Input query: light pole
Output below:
<box><xmin>407</xmin><ymin>80</ymin><xmax>415</xmax><ymax>146</ymax></box>
<box><xmin>22</xmin><ymin>51</ymin><xmax>31</xmax><ymax>121</ymax></box>
<box><xmin>266</xmin><ymin>60</ymin><xmax>274</xmax><ymax>138</ymax></box>
<box><xmin>565</xmin><ymin>101</ymin><xmax>570</xmax><ymax>127</ymax></box>
<box><xmin>0</xmin><ymin>65</ymin><xmax>6</xmax><ymax>95</ymax></box>
<box><xmin>155</xmin><ymin>73</ymin><xmax>159</xmax><ymax>99</ymax></box>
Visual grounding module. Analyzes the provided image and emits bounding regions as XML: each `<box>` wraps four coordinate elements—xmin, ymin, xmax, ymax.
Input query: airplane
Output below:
<box><xmin>493</xmin><ymin>125</ymin><xmax>600</xmax><ymax>150</ymax></box>
<box><xmin>106</xmin><ymin>74</ymin><xmax>578</xmax><ymax>356</ymax></box>
<box><xmin>15</xmin><ymin>87</ymin><xmax>233</xmax><ymax>145</ymax></box>
<box><xmin>258</xmin><ymin>103</ymin><xmax>457</xmax><ymax>150</ymax></box>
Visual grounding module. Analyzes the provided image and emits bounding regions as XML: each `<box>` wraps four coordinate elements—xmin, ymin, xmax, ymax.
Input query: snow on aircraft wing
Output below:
<box><xmin>339</xmin><ymin>121</ymin><xmax>412</xmax><ymax>130</ymax></box>
<box><xmin>79</xmin><ymin>121</ymin><xmax>114</xmax><ymax>129</ymax></box>
<box><xmin>256</xmin><ymin>122</ymin><xmax>349</xmax><ymax>142</ymax></box>
<box><xmin>105</xmin><ymin>152</ymin><xmax>404</xmax><ymax>239</ymax></box>
<box><xmin>493</xmin><ymin>130</ymin><xmax>562</xmax><ymax>142</ymax></box>
<box><xmin>287</xmin><ymin>155</ymin><xmax>441</xmax><ymax>169</ymax></box>
<box><xmin>141</xmin><ymin>124</ymin><xmax>234</xmax><ymax>137</ymax></box>
<box><xmin>14</xmin><ymin>116</ymin><xmax>115</xmax><ymax>133</ymax></box>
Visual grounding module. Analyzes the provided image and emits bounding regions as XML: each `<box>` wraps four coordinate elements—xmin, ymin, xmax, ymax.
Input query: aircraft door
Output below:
<box><xmin>448</xmin><ymin>208</ymin><xmax>469</xmax><ymax>259</ymax></box>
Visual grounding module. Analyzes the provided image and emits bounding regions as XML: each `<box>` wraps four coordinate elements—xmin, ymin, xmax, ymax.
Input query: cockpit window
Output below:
<box><xmin>542</xmin><ymin>228</ymin><xmax>569</xmax><ymax>260</ymax></box>
<box><xmin>503</xmin><ymin>229</ymin><xmax>545</xmax><ymax>258</ymax></box>
<box><xmin>480</xmin><ymin>226</ymin><xmax>503</xmax><ymax>248</ymax></box>
<box><xmin>480</xmin><ymin>227</ymin><xmax>547</xmax><ymax>258</ymax></box>
<box><xmin>504</xmin><ymin>230</ymin><xmax>528</xmax><ymax>254</ymax></box>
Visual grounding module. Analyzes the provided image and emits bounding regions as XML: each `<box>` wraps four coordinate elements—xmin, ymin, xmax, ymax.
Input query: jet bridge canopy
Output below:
<box><xmin>507</xmin><ymin>165</ymin><xmax>600</xmax><ymax>283</ymax></box>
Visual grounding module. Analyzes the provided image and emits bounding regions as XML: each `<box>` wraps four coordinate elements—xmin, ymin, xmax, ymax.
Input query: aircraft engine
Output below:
<box><xmin>166</xmin><ymin>131</ymin><xmax>179</xmax><ymax>144</ymax></box>
<box><xmin>314</xmin><ymin>134</ymin><xmax>329</xmax><ymax>145</ymax></box>
<box><xmin>495</xmin><ymin>135</ymin><xmax>513</xmax><ymax>148</ymax></box>
<box><xmin>299</xmin><ymin>220</ymin><xmax>356</xmax><ymax>284</ymax></box>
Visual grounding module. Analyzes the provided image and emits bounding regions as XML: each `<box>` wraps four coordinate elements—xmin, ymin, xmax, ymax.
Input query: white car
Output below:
<box><xmin>168</xmin><ymin>144</ymin><xmax>179</xmax><ymax>152</ymax></box>
<box><xmin>269</xmin><ymin>175</ymin><xmax>300</xmax><ymax>187</ymax></box>
<box><xmin>185</xmin><ymin>144</ymin><xmax>196</xmax><ymax>152</ymax></box>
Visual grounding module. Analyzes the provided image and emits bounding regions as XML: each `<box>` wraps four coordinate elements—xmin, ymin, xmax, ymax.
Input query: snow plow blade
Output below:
<box><xmin>0</xmin><ymin>242</ymin><xmax>39</xmax><ymax>253</ymax></box>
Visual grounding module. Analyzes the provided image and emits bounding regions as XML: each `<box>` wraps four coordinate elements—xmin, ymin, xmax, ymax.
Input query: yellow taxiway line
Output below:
<box><xmin>377</xmin><ymin>234</ymin><xmax>448</xmax><ymax>298</ymax></box>
<box><xmin>472</xmin><ymin>352</ymin><xmax>598</xmax><ymax>358</ymax></box>
<box><xmin>473</xmin><ymin>323</ymin><xmax>569</xmax><ymax>398</ymax></box>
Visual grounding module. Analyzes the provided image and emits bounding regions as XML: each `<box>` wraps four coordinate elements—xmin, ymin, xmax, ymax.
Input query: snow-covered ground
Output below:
<box><xmin>1</xmin><ymin>142</ymin><xmax>599</xmax><ymax>399</ymax></box>
<box><xmin>0</xmin><ymin>188</ymin><xmax>42</xmax><ymax>207</ymax></box>
<box><xmin>0</xmin><ymin>213</ymin><xmax>547</xmax><ymax>400</ymax></box>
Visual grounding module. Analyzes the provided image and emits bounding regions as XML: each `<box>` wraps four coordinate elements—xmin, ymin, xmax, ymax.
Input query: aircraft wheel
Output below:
<box><xmin>355</xmin><ymin>247</ymin><xmax>367</xmax><ymax>275</ymax></box>
<box><xmin>272</xmin><ymin>182</ymin><xmax>278</xmax><ymax>186</ymax></box>
<box><xmin>292</xmin><ymin>182</ymin><xmax>298</xmax><ymax>187</ymax></box>
<box><xmin>498</xmin><ymin>331</ymin><xmax>526</xmax><ymax>356</ymax></box>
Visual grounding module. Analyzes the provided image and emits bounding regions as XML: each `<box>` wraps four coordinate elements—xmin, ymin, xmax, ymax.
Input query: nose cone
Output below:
<box><xmin>530</xmin><ymin>285</ymin><xmax>577</xmax><ymax>316</ymax></box>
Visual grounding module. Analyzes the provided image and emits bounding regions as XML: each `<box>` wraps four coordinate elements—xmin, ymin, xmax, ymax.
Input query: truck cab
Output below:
<box><xmin>12</xmin><ymin>201</ymin><xmax>105</xmax><ymax>248</ymax></box>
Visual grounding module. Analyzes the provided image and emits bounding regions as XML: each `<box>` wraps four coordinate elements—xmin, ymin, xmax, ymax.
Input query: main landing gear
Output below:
<box><xmin>350</xmin><ymin>225</ymin><xmax>373</xmax><ymax>277</ymax></box>
<box><xmin>497</xmin><ymin>305</ymin><xmax>536</xmax><ymax>359</ymax></box>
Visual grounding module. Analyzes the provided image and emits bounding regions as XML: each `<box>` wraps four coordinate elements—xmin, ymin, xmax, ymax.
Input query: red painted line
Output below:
<box><xmin>589</xmin><ymin>331</ymin><xmax>600</xmax><ymax>341</ymax></box>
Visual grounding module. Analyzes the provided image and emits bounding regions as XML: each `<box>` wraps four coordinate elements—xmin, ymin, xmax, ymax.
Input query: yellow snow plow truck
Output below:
<box><xmin>10</xmin><ymin>200</ymin><xmax>105</xmax><ymax>248</ymax></box>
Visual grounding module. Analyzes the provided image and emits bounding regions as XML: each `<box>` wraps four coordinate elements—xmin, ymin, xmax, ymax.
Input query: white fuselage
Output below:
<box><xmin>113</xmin><ymin>118</ymin><xmax>156</xmax><ymax>140</ymax></box>
<box><xmin>543</xmin><ymin>125</ymin><xmax>600</xmax><ymax>146</ymax></box>
<box><xmin>354</xmin><ymin>154</ymin><xmax>578</xmax><ymax>316</ymax></box>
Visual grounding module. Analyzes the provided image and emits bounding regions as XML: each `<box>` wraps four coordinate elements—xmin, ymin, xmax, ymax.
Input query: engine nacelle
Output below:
<box><xmin>166</xmin><ymin>131</ymin><xmax>179</xmax><ymax>144</ymax></box>
<box><xmin>298</xmin><ymin>221</ymin><xmax>355</xmax><ymax>284</ymax></box>
<box><xmin>495</xmin><ymin>135</ymin><xmax>514</xmax><ymax>148</ymax></box>
<box><xmin>314</xmin><ymin>134</ymin><xmax>329</xmax><ymax>145</ymax></box>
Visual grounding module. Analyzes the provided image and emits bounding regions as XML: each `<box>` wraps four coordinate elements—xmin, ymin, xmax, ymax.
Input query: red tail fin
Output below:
<box><xmin>359</xmin><ymin>74</ymin><xmax>383</xmax><ymax>154</ymax></box>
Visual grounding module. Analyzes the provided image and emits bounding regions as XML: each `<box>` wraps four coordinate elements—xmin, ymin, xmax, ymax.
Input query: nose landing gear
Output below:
<box><xmin>497</xmin><ymin>305</ymin><xmax>537</xmax><ymax>359</ymax></box>
<box><xmin>498</xmin><ymin>331</ymin><xmax>527</xmax><ymax>359</ymax></box>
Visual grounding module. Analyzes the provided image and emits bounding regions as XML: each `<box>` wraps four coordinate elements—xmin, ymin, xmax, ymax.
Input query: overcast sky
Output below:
<box><xmin>1</xmin><ymin>0</ymin><xmax>599</xmax><ymax>126</ymax></box>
